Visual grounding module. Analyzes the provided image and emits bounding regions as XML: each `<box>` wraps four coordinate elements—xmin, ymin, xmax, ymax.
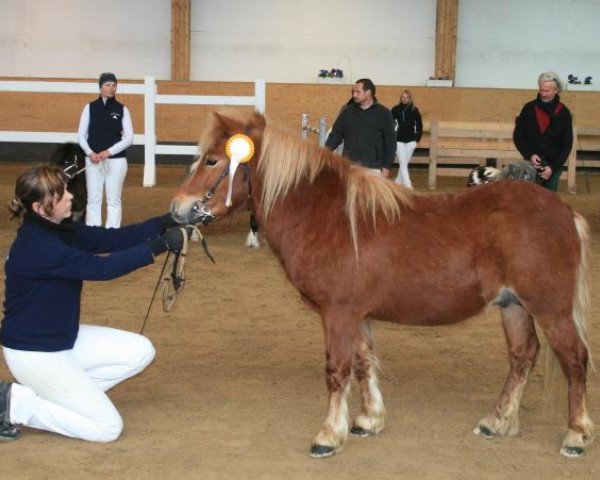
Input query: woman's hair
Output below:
<box><xmin>400</xmin><ymin>89</ymin><xmax>414</xmax><ymax>106</ymax></box>
<box><xmin>538</xmin><ymin>71</ymin><xmax>563</xmax><ymax>93</ymax></box>
<box><xmin>8</xmin><ymin>165</ymin><xmax>67</xmax><ymax>220</ymax></box>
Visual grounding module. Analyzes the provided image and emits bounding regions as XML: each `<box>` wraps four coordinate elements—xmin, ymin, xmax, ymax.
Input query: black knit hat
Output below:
<box><xmin>99</xmin><ymin>72</ymin><xmax>117</xmax><ymax>87</ymax></box>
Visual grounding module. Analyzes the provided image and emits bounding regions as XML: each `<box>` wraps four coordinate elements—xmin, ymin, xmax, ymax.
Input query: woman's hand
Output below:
<box><xmin>89</xmin><ymin>152</ymin><xmax>101</xmax><ymax>164</ymax></box>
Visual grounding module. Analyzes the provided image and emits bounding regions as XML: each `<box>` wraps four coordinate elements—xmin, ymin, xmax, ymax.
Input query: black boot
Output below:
<box><xmin>0</xmin><ymin>381</ymin><xmax>21</xmax><ymax>442</ymax></box>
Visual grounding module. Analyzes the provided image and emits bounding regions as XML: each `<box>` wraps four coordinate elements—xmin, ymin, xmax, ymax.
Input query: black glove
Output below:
<box><xmin>148</xmin><ymin>226</ymin><xmax>187</xmax><ymax>256</ymax></box>
<box><xmin>155</xmin><ymin>213</ymin><xmax>179</xmax><ymax>233</ymax></box>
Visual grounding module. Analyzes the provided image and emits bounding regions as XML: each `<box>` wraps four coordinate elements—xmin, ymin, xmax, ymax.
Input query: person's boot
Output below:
<box><xmin>0</xmin><ymin>381</ymin><xmax>21</xmax><ymax>442</ymax></box>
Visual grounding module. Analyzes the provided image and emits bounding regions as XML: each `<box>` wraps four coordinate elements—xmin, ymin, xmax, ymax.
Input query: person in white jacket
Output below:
<box><xmin>78</xmin><ymin>72</ymin><xmax>133</xmax><ymax>228</ymax></box>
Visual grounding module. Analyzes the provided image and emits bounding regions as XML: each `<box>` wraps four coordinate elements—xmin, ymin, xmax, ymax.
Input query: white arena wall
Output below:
<box><xmin>0</xmin><ymin>0</ymin><xmax>598</xmax><ymax>90</ymax></box>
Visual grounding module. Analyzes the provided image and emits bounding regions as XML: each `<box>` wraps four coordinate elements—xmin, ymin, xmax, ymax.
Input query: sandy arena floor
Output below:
<box><xmin>1</xmin><ymin>164</ymin><xmax>599</xmax><ymax>480</ymax></box>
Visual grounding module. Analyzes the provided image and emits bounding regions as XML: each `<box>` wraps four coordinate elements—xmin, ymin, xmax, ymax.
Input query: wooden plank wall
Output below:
<box><xmin>1</xmin><ymin>79</ymin><xmax>599</xmax><ymax>145</ymax></box>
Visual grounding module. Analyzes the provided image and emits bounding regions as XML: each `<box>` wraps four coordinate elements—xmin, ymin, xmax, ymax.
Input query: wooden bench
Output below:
<box><xmin>572</xmin><ymin>126</ymin><xmax>600</xmax><ymax>189</ymax></box>
<box><xmin>425</xmin><ymin>121</ymin><xmax>579</xmax><ymax>193</ymax></box>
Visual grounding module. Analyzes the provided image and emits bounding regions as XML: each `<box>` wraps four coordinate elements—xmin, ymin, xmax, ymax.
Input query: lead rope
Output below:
<box><xmin>140</xmin><ymin>225</ymin><xmax>215</xmax><ymax>334</ymax></box>
<box><xmin>161</xmin><ymin>227</ymin><xmax>190</xmax><ymax>312</ymax></box>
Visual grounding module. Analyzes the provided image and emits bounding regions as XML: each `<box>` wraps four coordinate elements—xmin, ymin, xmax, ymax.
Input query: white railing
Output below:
<box><xmin>0</xmin><ymin>77</ymin><xmax>266</xmax><ymax>186</ymax></box>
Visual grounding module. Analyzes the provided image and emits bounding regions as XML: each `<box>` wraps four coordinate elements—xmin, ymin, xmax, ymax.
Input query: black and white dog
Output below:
<box><xmin>467</xmin><ymin>161</ymin><xmax>539</xmax><ymax>187</ymax></box>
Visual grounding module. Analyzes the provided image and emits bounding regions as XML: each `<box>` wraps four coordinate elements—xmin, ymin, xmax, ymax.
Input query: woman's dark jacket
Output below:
<box><xmin>391</xmin><ymin>103</ymin><xmax>423</xmax><ymax>143</ymax></box>
<box><xmin>1</xmin><ymin>215</ymin><xmax>165</xmax><ymax>352</ymax></box>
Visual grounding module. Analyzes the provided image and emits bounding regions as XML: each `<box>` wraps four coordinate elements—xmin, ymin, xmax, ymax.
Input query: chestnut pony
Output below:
<box><xmin>171</xmin><ymin>110</ymin><xmax>593</xmax><ymax>459</ymax></box>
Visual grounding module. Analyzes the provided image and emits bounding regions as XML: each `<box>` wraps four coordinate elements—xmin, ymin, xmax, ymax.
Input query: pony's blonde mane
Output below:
<box><xmin>196</xmin><ymin>109</ymin><xmax>416</xmax><ymax>249</ymax></box>
<box><xmin>258</xmin><ymin>122</ymin><xmax>415</xmax><ymax>248</ymax></box>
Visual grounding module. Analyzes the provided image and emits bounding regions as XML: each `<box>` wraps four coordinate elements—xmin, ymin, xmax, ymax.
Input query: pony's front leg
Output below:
<box><xmin>351</xmin><ymin>320</ymin><xmax>385</xmax><ymax>437</ymax></box>
<box><xmin>310</xmin><ymin>312</ymin><xmax>357</xmax><ymax>459</ymax></box>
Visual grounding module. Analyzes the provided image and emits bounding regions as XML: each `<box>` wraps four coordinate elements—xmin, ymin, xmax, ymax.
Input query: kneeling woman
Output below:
<box><xmin>0</xmin><ymin>166</ymin><xmax>185</xmax><ymax>442</ymax></box>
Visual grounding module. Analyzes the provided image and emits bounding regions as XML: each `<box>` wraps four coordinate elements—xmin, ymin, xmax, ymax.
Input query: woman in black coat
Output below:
<box><xmin>390</xmin><ymin>90</ymin><xmax>423</xmax><ymax>189</ymax></box>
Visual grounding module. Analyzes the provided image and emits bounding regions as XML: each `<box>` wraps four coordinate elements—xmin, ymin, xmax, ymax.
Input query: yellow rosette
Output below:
<box><xmin>225</xmin><ymin>134</ymin><xmax>255</xmax><ymax>206</ymax></box>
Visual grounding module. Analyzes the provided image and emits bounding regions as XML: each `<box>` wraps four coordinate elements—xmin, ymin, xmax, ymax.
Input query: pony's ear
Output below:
<box><xmin>212</xmin><ymin>110</ymin><xmax>266</xmax><ymax>137</ymax></box>
<box><xmin>212</xmin><ymin>111</ymin><xmax>245</xmax><ymax>136</ymax></box>
<box><xmin>246</xmin><ymin>112</ymin><xmax>267</xmax><ymax>135</ymax></box>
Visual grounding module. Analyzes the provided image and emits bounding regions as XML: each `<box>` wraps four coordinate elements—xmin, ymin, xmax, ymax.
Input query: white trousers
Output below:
<box><xmin>4</xmin><ymin>325</ymin><xmax>155</xmax><ymax>442</ymax></box>
<box><xmin>85</xmin><ymin>157</ymin><xmax>128</xmax><ymax>228</ymax></box>
<box><xmin>395</xmin><ymin>141</ymin><xmax>417</xmax><ymax>188</ymax></box>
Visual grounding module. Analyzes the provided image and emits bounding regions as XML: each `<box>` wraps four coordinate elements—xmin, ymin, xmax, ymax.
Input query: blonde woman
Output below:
<box><xmin>391</xmin><ymin>90</ymin><xmax>423</xmax><ymax>188</ymax></box>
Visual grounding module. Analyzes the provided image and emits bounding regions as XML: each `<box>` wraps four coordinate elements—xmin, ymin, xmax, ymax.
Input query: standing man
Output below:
<box><xmin>513</xmin><ymin>72</ymin><xmax>573</xmax><ymax>192</ymax></box>
<box><xmin>326</xmin><ymin>78</ymin><xmax>396</xmax><ymax>177</ymax></box>
<box><xmin>78</xmin><ymin>72</ymin><xmax>133</xmax><ymax>228</ymax></box>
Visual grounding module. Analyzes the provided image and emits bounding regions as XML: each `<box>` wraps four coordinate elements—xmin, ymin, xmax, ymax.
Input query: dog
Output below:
<box><xmin>466</xmin><ymin>166</ymin><xmax>500</xmax><ymax>187</ymax></box>
<box><xmin>467</xmin><ymin>161</ymin><xmax>539</xmax><ymax>188</ymax></box>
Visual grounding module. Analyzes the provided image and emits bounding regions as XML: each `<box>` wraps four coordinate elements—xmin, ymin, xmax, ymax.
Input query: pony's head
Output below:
<box><xmin>49</xmin><ymin>143</ymin><xmax>86</xmax><ymax>180</ymax></box>
<box><xmin>171</xmin><ymin>109</ymin><xmax>266</xmax><ymax>225</ymax></box>
<box><xmin>49</xmin><ymin>142</ymin><xmax>87</xmax><ymax>221</ymax></box>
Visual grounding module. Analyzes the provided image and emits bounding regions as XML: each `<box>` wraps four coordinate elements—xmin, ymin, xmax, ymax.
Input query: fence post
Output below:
<box><xmin>255</xmin><ymin>79</ymin><xmax>266</xmax><ymax>114</ymax></box>
<box><xmin>567</xmin><ymin>123</ymin><xmax>577</xmax><ymax>194</ymax></box>
<box><xmin>301</xmin><ymin>113</ymin><xmax>308</xmax><ymax>141</ymax></box>
<box><xmin>318</xmin><ymin>117</ymin><xmax>327</xmax><ymax>146</ymax></box>
<box><xmin>428</xmin><ymin>121</ymin><xmax>438</xmax><ymax>189</ymax></box>
<box><xmin>143</xmin><ymin>76</ymin><xmax>157</xmax><ymax>187</ymax></box>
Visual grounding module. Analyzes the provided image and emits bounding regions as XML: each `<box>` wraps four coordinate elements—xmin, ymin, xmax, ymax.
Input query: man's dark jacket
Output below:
<box><xmin>513</xmin><ymin>94</ymin><xmax>573</xmax><ymax>172</ymax></box>
<box><xmin>326</xmin><ymin>102</ymin><xmax>396</xmax><ymax>170</ymax></box>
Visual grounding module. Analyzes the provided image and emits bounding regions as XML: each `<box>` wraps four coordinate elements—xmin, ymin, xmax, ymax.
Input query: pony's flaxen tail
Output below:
<box><xmin>544</xmin><ymin>212</ymin><xmax>593</xmax><ymax>409</ymax></box>
<box><xmin>572</xmin><ymin>212</ymin><xmax>593</xmax><ymax>369</ymax></box>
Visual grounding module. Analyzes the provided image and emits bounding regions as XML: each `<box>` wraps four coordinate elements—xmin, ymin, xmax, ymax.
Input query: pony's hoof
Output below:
<box><xmin>245</xmin><ymin>232</ymin><xmax>260</xmax><ymax>248</ymax></box>
<box><xmin>473</xmin><ymin>425</ymin><xmax>496</xmax><ymax>439</ymax></box>
<box><xmin>560</xmin><ymin>446</ymin><xmax>585</xmax><ymax>458</ymax></box>
<box><xmin>350</xmin><ymin>426</ymin><xmax>374</xmax><ymax>437</ymax></box>
<box><xmin>309</xmin><ymin>444</ymin><xmax>337</xmax><ymax>458</ymax></box>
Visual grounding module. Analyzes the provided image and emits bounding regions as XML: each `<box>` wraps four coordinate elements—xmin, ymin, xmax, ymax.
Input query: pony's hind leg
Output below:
<box><xmin>350</xmin><ymin>320</ymin><xmax>385</xmax><ymax>437</ymax></box>
<box><xmin>474</xmin><ymin>302</ymin><xmax>539</xmax><ymax>439</ymax></box>
<box><xmin>310</xmin><ymin>310</ymin><xmax>358</xmax><ymax>459</ymax></box>
<box><xmin>536</xmin><ymin>314</ymin><xmax>594</xmax><ymax>457</ymax></box>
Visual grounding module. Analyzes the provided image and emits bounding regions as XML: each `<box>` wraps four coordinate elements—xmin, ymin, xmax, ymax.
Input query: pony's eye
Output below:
<box><xmin>206</xmin><ymin>158</ymin><xmax>217</xmax><ymax>167</ymax></box>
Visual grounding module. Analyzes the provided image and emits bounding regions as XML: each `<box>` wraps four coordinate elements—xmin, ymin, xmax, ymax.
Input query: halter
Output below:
<box><xmin>190</xmin><ymin>134</ymin><xmax>254</xmax><ymax>225</ymax></box>
<box><xmin>61</xmin><ymin>154</ymin><xmax>87</xmax><ymax>180</ymax></box>
<box><xmin>191</xmin><ymin>164</ymin><xmax>251</xmax><ymax>225</ymax></box>
<box><xmin>189</xmin><ymin>167</ymin><xmax>229</xmax><ymax>225</ymax></box>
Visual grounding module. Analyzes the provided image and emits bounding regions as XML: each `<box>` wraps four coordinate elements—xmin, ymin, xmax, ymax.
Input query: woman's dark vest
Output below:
<box><xmin>87</xmin><ymin>97</ymin><xmax>128</xmax><ymax>158</ymax></box>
